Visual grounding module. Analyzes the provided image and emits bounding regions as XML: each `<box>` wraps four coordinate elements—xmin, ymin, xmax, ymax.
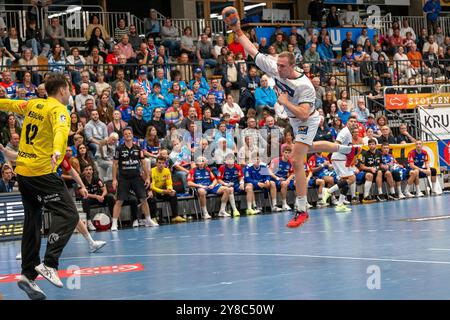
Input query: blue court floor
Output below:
<box><xmin>1</xmin><ymin>194</ymin><xmax>450</xmax><ymax>300</ymax></box>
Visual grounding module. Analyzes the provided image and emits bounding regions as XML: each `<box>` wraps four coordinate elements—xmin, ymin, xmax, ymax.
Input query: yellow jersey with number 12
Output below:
<box><xmin>0</xmin><ymin>97</ymin><xmax>70</xmax><ymax>177</ymax></box>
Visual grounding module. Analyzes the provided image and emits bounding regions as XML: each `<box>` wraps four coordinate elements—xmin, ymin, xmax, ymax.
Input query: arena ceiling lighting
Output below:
<box><xmin>48</xmin><ymin>6</ymin><xmax>82</xmax><ymax>19</ymax></box>
<box><xmin>244</xmin><ymin>3</ymin><xmax>266</xmax><ymax>11</ymax></box>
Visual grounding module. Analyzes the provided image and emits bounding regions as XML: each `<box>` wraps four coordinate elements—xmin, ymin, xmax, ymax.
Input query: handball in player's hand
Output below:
<box><xmin>222</xmin><ymin>6</ymin><xmax>240</xmax><ymax>28</ymax></box>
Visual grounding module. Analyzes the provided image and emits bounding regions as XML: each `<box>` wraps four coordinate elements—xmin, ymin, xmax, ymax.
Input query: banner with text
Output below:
<box><xmin>438</xmin><ymin>139</ymin><xmax>450</xmax><ymax>169</ymax></box>
<box><xmin>385</xmin><ymin>93</ymin><xmax>450</xmax><ymax>110</ymax></box>
<box><xmin>419</xmin><ymin>107</ymin><xmax>450</xmax><ymax>140</ymax></box>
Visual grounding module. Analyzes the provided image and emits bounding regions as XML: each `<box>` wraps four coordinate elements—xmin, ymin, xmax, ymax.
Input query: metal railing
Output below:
<box><xmin>157</xmin><ymin>18</ymin><xmax>226</xmax><ymax>39</ymax></box>
<box><xmin>0</xmin><ymin>4</ymin><xmax>42</xmax><ymax>40</ymax></box>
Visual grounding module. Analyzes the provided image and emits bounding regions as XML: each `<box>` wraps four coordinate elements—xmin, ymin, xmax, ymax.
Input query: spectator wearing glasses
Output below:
<box><xmin>0</xmin><ymin>164</ymin><xmax>15</xmax><ymax>193</ymax></box>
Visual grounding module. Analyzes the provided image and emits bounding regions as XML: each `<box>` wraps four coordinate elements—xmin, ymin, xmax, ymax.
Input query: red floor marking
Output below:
<box><xmin>0</xmin><ymin>263</ymin><xmax>144</xmax><ymax>283</ymax></box>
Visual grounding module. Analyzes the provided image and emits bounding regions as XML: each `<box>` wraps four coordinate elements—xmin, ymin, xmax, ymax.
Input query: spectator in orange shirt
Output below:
<box><xmin>406</xmin><ymin>43</ymin><xmax>427</xmax><ymax>75</ymax></box>
<box><xmin>228</xmin><ymin>33</ymin><xmax>246</xmax><ymax>59</ymax></box>
<box><xmin>181</xmin><ymin>90</ymin><xmax>202</xmax><ymax>119</ymax></box>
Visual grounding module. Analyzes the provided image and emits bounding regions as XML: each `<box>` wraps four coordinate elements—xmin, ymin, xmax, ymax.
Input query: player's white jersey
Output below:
<box><xmin>331</xmin><ymin>127</ymin><xmax>352</xmax><ymax>161</ymax></box>
<box><xmin>254</xmin><ymin>53</ymin><xmax>316</xmax><ymax>118</ymax></box>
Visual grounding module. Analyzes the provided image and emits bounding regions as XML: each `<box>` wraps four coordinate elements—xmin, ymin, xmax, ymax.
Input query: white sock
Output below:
<box><xmin>337</xmin><ymin>145</ymin><xmax>352</xmax><ymax>154</ymax></box>
<box><xmin>350</xmin><ymin>183</ymin><xmax>356</xmax><ymax>197</ymax></box>
<box><xmin>329</xmin><ymin>184</ymin><xmax>339</xmax><ymax>194</ymax></box>
<box><xmin>364</xmin><ymin>181</ymin><xmax>372</xmax><ymax>198</ymax></box>
<box><xmin>416</xmin><ymin>184</ymin><xmax>420</xmax><ymax>192</ymax></box>
<box><xmin>83</xmin><ymin>232</ymin><xmax>95</xmax><ymax>246</ymax></box>
<box><xmin>405</xmin><ymin>184</ymin><xmax>410</xmax><ymax>193</ymax></box>
<box><xmin>253</xmin><ymin>201</ymin><xmax>257</xmax><ymax>207</ymax></box>
<box><xmin>378</xmin><ymin>187</ymin><xmax>383</xmax><ymax>195</ymax></box>
<box><xmin>145</xmin><ymin>215</ymin><xmax>152</xmax><ymax>223</ymax></box>
<box><xmin>397</xmin><ymin>185</ymin><xmax>403</xmax><ymax>195</ymax></box>
<box><xmin>272</xmin><ymin>198</ymin><xmax>277</xmax><ymax>207</ymax></box>
<box><xmin>247</xmin><ymin>201</ymin><xmax>253</xmax><ymax>209</ymax></box>
<box><xmin>389</xmin><ymin>187</ymin><xmax>395</xmax><ymax>194</ymax></box>
<box><xmin>432</xmin><ymin>182</ymin><xmax>437</xmax><ymax>192</ymax></box>
<box><xmin>295</xmin><ymin>196</ymin><xmax>307</xmax><ymax>212</ymax></box>
<box><xmin>318</xmin><ymin>192</ymin><xmax>323</xmax><ymax>200</ymax></box>
<box><xmin>338</xmin><ymin>194</ymin><xmax>346</xmax><ymax>205</ymax></box>
<box><xmin>112</xmin><ymin>218</ymin><xmax>118</xmax><ymax>225</ymax></box>
<box><xmin>229</xmin><ymin>194</ymin><xmax>237</xmax><ymax>210</ymax></box>
<box><xmin>282</xmin><ymin>199</ymin><xmax>288</xmax><ymax>206</ymax></box>
<box><xmin>202</xmin><ymin>206</ymin><xmax>208</xmax><ymax>214</ymax></box>
<box><xmin>220</xmin><ymin>201</ymin><xmax>227</xmax><ymax>212</ymax></box>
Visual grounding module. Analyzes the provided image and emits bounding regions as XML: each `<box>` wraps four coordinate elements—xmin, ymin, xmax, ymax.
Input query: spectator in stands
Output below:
<box><xmin>388</xmin><ymin>28</ymin><xmax>404</xmax><ymax>55</ymax></box>
<box><xmin>360</xmin><ymin>54</ymin><xmax>375</xmax><ymax>88</ymax></box>
<box><xmin>272</xmin><ymin>33</ymin><xmax>288</xmax><ymax>54</ymax></box>
<box><xmin>254</xmin><ymin>75</ymin><xmax>277</xmax><ymax>116</ymax></box>
<box><xmin>406</xmin><ymin>43</ymin><xmax>425</xmax><ymax>77</ymax></box>
<box><xmin>337</xmin><ymin>101</ymin><xmax>351</xmax><ymax>126</ymax></box>
<box><xmin>221</xmin><ymin>53</ymin><xmax>243</xmax><ymax>95</ymax></box>
<box><xmin>203</xmin><ymin>93</ymin><xmax>222</xmax><ymax>121</ymax></box>
<box><xmin>179</xmin><ymin>26</ymin><xmax>196</xmax><ymax>61</ymax></box>
<box><xmin>84</xmin><ymin>14</ymin><xmax>109</xmax><ymax>41</ymax></box>
<box><xmin>48</xmin><ymin>43</ymin><xmax>66</xmax><ymax>73</ymax></box>
<box><xmin>180</xmin><ymin>106</ymin><xmax>199</xmax><ymax>132</ymax></box>
<box><xmin>80</xmin><ymin>164</ymin><xmax>116</xmax><ymax>230</ymax></box>
<box><xmin>94</xmin><ymin>73</ymin><xmax>110</xmax><ymax>98</ymax></box>
<box><xmin>79</xmin><ymin>70</ymin><xmax>97</xmax><ymax>96</ymax></box>
<box><xmin>18</xmin><ymin>71</ymin><xmax>37</xmax><ymax>99</ymax></box>
<box><xmin>362</xmin><ymin>127</ymin><xmax>378</xmax><ymax>146</ymax></box>
<box><xmin>393</xmin><ymin>46</ymin><xmax>412</xmax><ymax>83</ymax></box>
<box><xmin>423</xmin><ymin>35</ymin><xmax>439</xmax><ymax>54</ymax></box>
<box><xmin>423</xmin><ymin>45</ymin><xmax>441</xmax><ymax>77</ymax></box>
<box><xmin>118</xmin><ymin>34</ymin><xmax>137</xmax><ymax>63</ymax></box>
<box><xmin>2</xmin><ymin>133</ymin><xmax>18</xmax><ymax>169</ymax></box>
<box><xmin>68</xmin><ymin>113</ymin><xmax>83</xmax><ymax>147</ymax></box>
<box><xmin>189</xmin><ymin>68</ymin><xmax>209</xmax><ymax>96</ymax></box>
<box><xmin>25</xmin><ymin>19</ymin><xmax>46</xmax><ymax>57</ymax></box>
<box><xmin>208</xmin><ymin>78</ymin><xmax>225</xmax><ymax>107</ymax></box>
<box><xmin>340</xmin><ymin>48</ymin><xmax>360</xmax><ymax>84</ymax></box>
<box><xmin>303</xmin><ymin>43</ymin><xmax>320</xmax><ymax>72</ymax></box>
<box><xmin>314</xmin><ymin>115</ymin><xmax>332</xmax><ymax>142</ymax></box>
<box><xmin>378</xmin><ymin>126</ymin><xmax>396</xmax><ymax>144</ymax></box>
<box><xmin>400</xmin><ymin>18</ymin><xmax>416</xmax><ymax>41</ymax></box>
<box><xmin>363</xmin><ymin>38</ymin><xmax>373</xmax><ymax>56</ymax></box>
<box><xmin>1</xmin><ymin>113</ymin><xmax>20</xmax><ymax>146</ymax></box>
<box><xmin>71</xmin><ymin>143</ymin><xmax>99</xmax><ymax>176</ymax></box>
<box><xmin>87</xmin><ymin>27</ymin><xmax>109</xmax><ymax>59</ymax></box>
<box><xmin>106</xmin><ymin>44</ymin><xmax>122</xmax><ymax>79</ymax></box>
<box><xmin>45</xmin><ymin>17</ymin><xmax>70</xmax><ymax>52</ymax></box>
<box><xmin>152</xmin><ymin>68</ymin><xmax>170</xmax><ymax>96</ymax></box>
<box><xmin>127</xmin><ymin>106</ymin><xmax>148</xmax><ymax>141</ymax></box>
<box><xmin>228</xmin><ymin>33</ymin><xmax>246</xmax><ymax>59</ymax></box>
<box><xmin>181</xmin><ymin>90</ymin><xmax>202</xmax><ymax>119</ymax></box>
<box><xmin>416</xmin><ymin>28</ymin><xmax>428</xmax><ymax>53</ymax></box>
<box><xmin>311</xmin><ymin>76</ymin><xmax>326</xmax><ymax>104</ymax></box>
<box><xmin>308</xmin><ymin>0</ymin><xmax>324</xmax><ymax>26</ymax></box>
<box><xmin>160</xmin><ymin>18</ymin><xmax>179</xmax><ymax>57</ymax></box>
<box><xmin>75</xmin><ymin>83</ymin><xmax>96</xmax><ymax>113</ymax></box>
<box><xmin>66</xmin><ymin>47</ymin><xmax>87</xmax><ymax>85</ymax></box>
<box><xmin>259</xmin><ymin>37</ymin><xmax>269</xmax><ymax>54</ymax></box>
<box><xmin>4</xmin><ymin>27</ymin><xmax>22</xmax><ymax>60</ymax></box>
<box><xmin>326</xmin><ymin>5</ymin><xmax>340</xmax><ymax>28</ymax></box>
<box><xmin>114</xmin><ymin>18</ymin><xmax>129</xmax><ymax>43</ymax></box>
<box><xmin>111</xmin><ymin>68</ymin><xmax>131</xmax><ymax>93</ymax></box>
<box><xmin>0</xmin><ymin>164</ymin><xmax>15</xmax><ymax>193</ymax></box>
<box><xmin>108</xmin><ymin>110</ymin><xmax>127</xmax><ymax>139</ymax></box>
<box><xmin>127</xmin><ymin>25</ymin><xmax>141</xmax><ymax>51</ymax></box>
<box><xmin>317</xmin><ymin>35</ymin><xmax>335</xmax><ymax>75</ymax></box>
<box><xmin>86</xmin><ymin>47</ymin><xmax>105</xmax><ymax>80</ymax></box>
<box><xmin>322</xmin><ymin>91</ymin><xmax>336</xmax><ymax>117</ymax></box>
<box><xmin>435</xmin><ymin>26</ymin><xmax>445</xmax><ymax>47</ymax></box>
<box><xmin>337</xmin><ymin>89</ymin><xmax>354</xmax><ymax>112</ymax></box>
<box><xmin>357</xmin><ymin>28</ymin><xmax>368</xmax><ymax>46</ymax></box>
<box><xmin>222</xmin><ymin>94</ymin><xmax>244</xmax><ymax>125</ymax></box>
<box><xmin>165</xmin><ymin>97</ymin><xmax>184</xmax><ymax>128</ymax></box>
<box><xmin>84</xmin><ymin>109</ymin><xmax>108</xmax><ymax>156</ymax></box>
<box><xmin>148</xmin><ymin>83</ymin><xmax>169</xmax><ymax>112</ymax></box>
<box><xmin>116</xmin><ymin>95</ymin><xmax>134</xmax><ymax>123</ymax></box>
<box><xmin>166</xmin><ymin>81</ymin><xmax>185</xmax><ymax>106</ymax></box>
<box><xmin>355</xmin><ymin>97</ymin><xmax>370</xmax><ymax>124</ymax></box>
<box><xmin>144</xmin><ymin>9</ymin><xmax>160</xmax><ymax>39</ymax></box>
<box><xmin>96</xmin><ymin>91</ymin><xmax>114</xmax><ymax>125</ymax></box>
<box><xmin>397</xmin><ymin>123</ymin><xmax>416</xmax><ymax>144</ymax></box>
<box><xmin>0</xmin><ymin>71</ymin><xmax>16</xmax><ymax>98</ymax></box>
<box><xmin>141</xmin><ymin>126</ymin><xmax>160</xmax><ymax>168</ymax></box>
<box><xmin>423</xmin><ymin>0</ymin><xmax>441</xmax><ymax>35</ymax></box>
<box><xmin>0</xmin><ymin>46</ymin><xmax>14</xmax><ymax>73</ymax></box>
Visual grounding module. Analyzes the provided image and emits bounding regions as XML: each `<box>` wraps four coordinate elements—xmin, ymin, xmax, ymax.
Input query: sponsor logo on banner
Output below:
<box><xmin>0</xmin><ymin>263</ymin><xmax>145</xmax><ymax>283</ymax></box>
<box><xmin>386</xmin><ymin>93</ymin><xmax>450</xmax><ymax>110</ymax></box>
<box><xmin>419</xmin><ymin>107</ymin><xmax>450</xmax><ymax>140</ymax></box>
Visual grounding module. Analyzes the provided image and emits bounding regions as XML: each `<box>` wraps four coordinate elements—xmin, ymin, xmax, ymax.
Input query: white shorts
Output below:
<box><xmin>289</xmin><ymin>111</ymin><xmax>320</xmax><ymax>146</ymax></box>
<box><xmin>332</xmin><ymin>160</ymin><xmax>356</xmax><ymax>179</ymax></box>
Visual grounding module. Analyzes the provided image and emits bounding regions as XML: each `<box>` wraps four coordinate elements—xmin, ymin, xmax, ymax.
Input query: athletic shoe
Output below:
<box><xmin>110</xmin><ymin>221</ymin><xmax>118</xmax><ymax>231</ymax></box>
<box><xmin>335</xmin><ymin>204</ymin><xmax>352</xmax><ymax>212</ymax></box>
<box><xmin>90</xmin><ymin>240</ymin><xmax>106</xmax><ymax>253</ymax></box>
<box><xmin>331</xmin><ymin>196</ymin><xmax>338</xmax><ymax>206</ymax></box>
<box><xmin>306</xmin><ymin>202</ymin><xmax>313</xmax><ymax>209</ymax></box>
<box><xmin>132</xmin><ymin>220</ymin><xmax>139</xmax><ymax>228</ymax></box>
<box><xmin>17</xmin><ymin>275</ymin><xmax>46</xmax><ymax>300</ymax></box>
<box><xmin>416</xmin><ymin>191</ymin><xmax>425</xmax><ymax>197</ymax></box>
<box><xmin>398</xmin><ymin>193</ymin><xmax>406</xmax><ymax>200</ymax></box>
<box><xmin>87</xmin><ymin>220</ymin><xmax>96</xmax><ymax>231</ymax></box>
<box><xmin>345</xmin><ymin>146</ymin><xmax>362</xmax><ymax>167</ymax></box>
<box><xmin>343</xmin><ymin>199</ymin><xmax>351</xmax><ymax>205</ymax></box>
<box><xmin>286</xmin><ymin>211</ymin><xmax>309</xmax><ymax>228</ymax></box>
<box><xmin>34</xmin><ymin>263</ymin><xmax>63</xmax><ymax>288</ymax></box>
<box><xmin>375</xmin><ymin>195</ymin><xmax>386</xmax><ymax>202</ymax></box>
<box><xmin>351</xmin><ymin>197</ymin><xmax>360</xmax><ymax>205</ymax></box>
<box><xmin>317</xmin><ymin>200</ymin><xmax>328</xmax><ymax>207</ymax></box>
<box><xmin>203</xmin><ymin>212</ymin><xmax>212</xmax><ymax>219</ymax></box>
<box><xmin>16</xmin><ymin>252</ymin><xmax>22</xmax><ymax>260</ymax></box>
<box><xmin>145</xmin><ymin>218</ymin><xmax>159</xmax><ymax>227</ymax></box>
<box><xmin>322</xmin><ymin>188</ymin><xmax>332</xmax><ymax>204</ymax></box>
<box><xmin>272</xmin><ymin>206</ymin><xmax>282</xmax><ymax>212</ymax></box>
<box><xmin>255</xmin><ymin>207</ymin><xmax>263</xmax><ymax>213</ymax></box>
<box><xmin>246</xmin><ymin>208</ymin><xmax>256</xmax><ymax>215</ymax></box>
<box><xmin>388</xmin><ymin>193</ymin><xmax>399</xmax><ymax>201</ymax></box>
<box><xmin>171</xmin><ymin>216</ymin><xmax>187</xmax><ymax>223</ymax></box>
<box><xmin>404</xmin><ymin>192</ymin><xmax>414</xmax><ymax>198</ymax></box>
<box><xmin>362</xmin><ymin>196</ymin><xmax>376</xmax><ymax>204</ymax></box>
<box><xmin>232</xmin><ymin>209</ymin><xmax>240</xmax><ymax>217</ymax></box>
<box><xmin>281</xmin><ymin>204</ymin><xmax>291</xmax><ymax>211</ymax></box>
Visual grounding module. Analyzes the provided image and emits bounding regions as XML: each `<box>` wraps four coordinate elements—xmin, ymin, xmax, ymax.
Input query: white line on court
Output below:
<box><xmin>51</xmin><ymin>252</ymin><xmax>450</xmax><ymax>266</ymax></box>
<box><xmin>428</xmin><ymin>248</ymin><xmax>450</xmax><ymax>251</ymax></box>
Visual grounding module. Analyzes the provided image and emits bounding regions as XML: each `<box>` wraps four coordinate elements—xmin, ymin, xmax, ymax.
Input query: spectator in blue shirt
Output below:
<box><xmin>152</xmin><ymin>68</ymin><xmax>170</xmax><ymax>96</ymax></box>
<box><xmin>337</xmin><ymin>100</ymin><xmax>351</xmax><ymax>125</ymax></box>
<box><xmin>254</xmin><ymin>75</ymin><xmax>277</xmax><ymax>115</ymax></box>
<box><xmin>423</xmin><ymin>0</ymin><xmax>441</xmax><ymax>35</ymax></box>
<box><xmin>189</xmin><ymin>68</ymin><xmax>210</xmax><ymax>96</ymax></box>
<box><xmin>0</xmin><ymin>164</ymin><xmax>15</xmax><ymax>193</ymax></box>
